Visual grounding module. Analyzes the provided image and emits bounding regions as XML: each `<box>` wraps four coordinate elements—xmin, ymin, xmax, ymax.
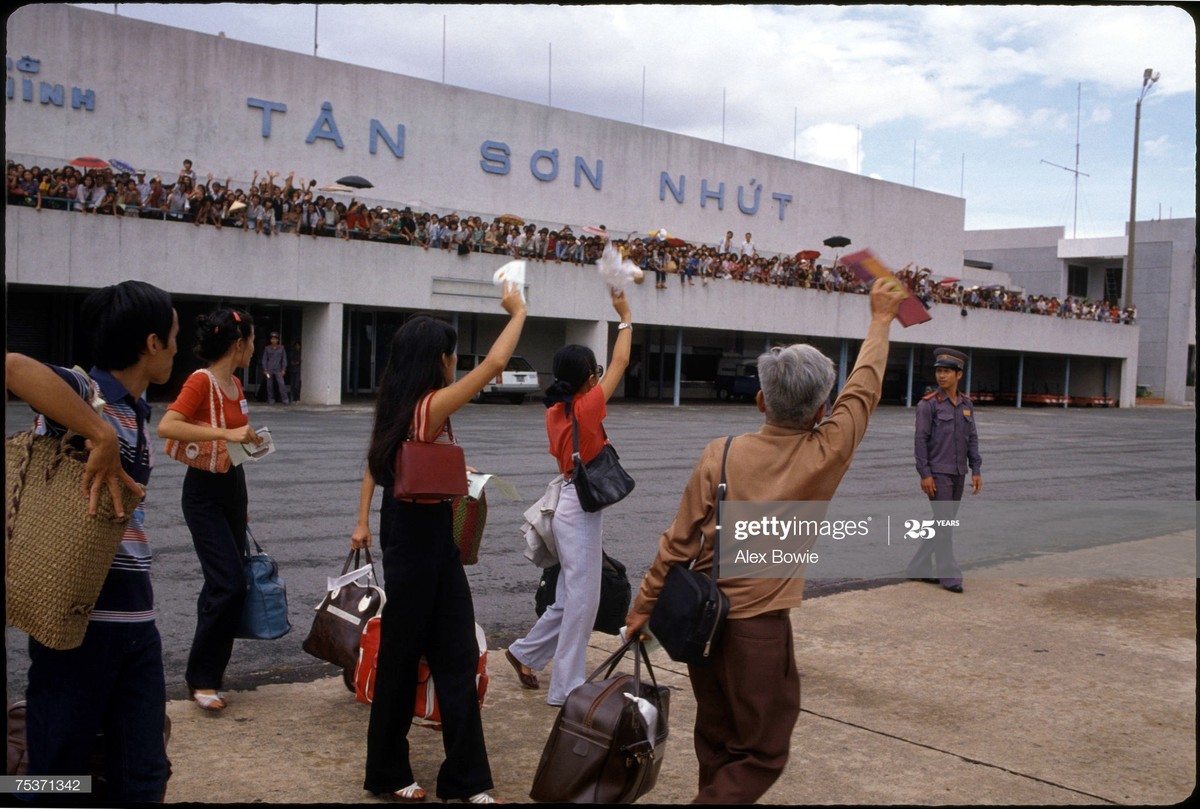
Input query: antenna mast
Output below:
<box><xmin>1041</xmin><ymin>83</ymin><xmax>1088</xmax><ymax>238</ymax></box>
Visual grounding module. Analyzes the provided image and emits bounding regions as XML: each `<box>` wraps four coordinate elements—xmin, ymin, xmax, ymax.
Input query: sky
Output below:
<box><xmin>78</xmin><ymin>3</ymin><xmax>1196</xmax><ymax>238</ymax></box>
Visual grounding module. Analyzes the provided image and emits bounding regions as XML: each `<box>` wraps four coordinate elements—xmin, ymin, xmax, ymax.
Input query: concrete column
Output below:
<box><xmin>673</xmin><ymin>328</ymin><xmax>683</xmax><ymax>407</ymax></box>
<box><xmin>302</xmin><ymin>302</ymin><xmax>344</xmax><ymax>405</ymax></box>
<box><xmin>965</xmin><ymin>348</ymin><xmax>973</xmax><ymax>396</ymax></box>
<box><xmin>565</xmin><ymin>319</ymin><xmax>608</xmax><ymax>367</ymax></box>
<box><xmin>1063</xmin><ymin>357</ymin><xmax>1071</xmax><ymax>409</ymax></box>
<box><xmin>565</xmin><ymin>318</ymin><xmax>612</xmax><ymax>393</ymax></box>
<box><xmin>905</xmin><ymin>345</ymin><xmax>914</xmax><ymax>408</ymax></box>
<box><xmin>1016</xmin><ymin>352</ymin><xmax>1024</xmax><ymax>409</ymax></box>
<box><xmin>837</xmin><ymin>339</ymin><xmax>848</xmax><ymax>394</ymax></box>
<box><xmin>1117</xmin><ymin>359</ymin><xmax>1137</xmax><ymax>408</ymax></box>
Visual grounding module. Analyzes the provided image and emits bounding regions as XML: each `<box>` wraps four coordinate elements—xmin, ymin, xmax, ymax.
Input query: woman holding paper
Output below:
<box><xmin>505</xmin><ymin>288</ymin><xmax>633</xmax><ymax>706</ymax></box>
<box><xmin>157</xmin><ymin>308</ymin><xmax>262</xmax><ymax>713</ymax></box>
<box><xmin>350</xmin><ymin>281</ymin><xmax>525</xmax><ymax>804</ymax></box>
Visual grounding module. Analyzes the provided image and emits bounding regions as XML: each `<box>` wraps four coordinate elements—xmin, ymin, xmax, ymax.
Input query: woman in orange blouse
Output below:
<box><xmin>505</xmin><ymin>289</ymin><xmax>633</xmax><ymax>706</ymax></box>
<box><xmin>158</xmin><ymin>308</ymin><xmax>262</xmax><ymax>713</ymax></box>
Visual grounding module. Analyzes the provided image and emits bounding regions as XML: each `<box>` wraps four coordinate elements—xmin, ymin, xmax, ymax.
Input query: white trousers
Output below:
<box><xmin>508</xmin><ymin>482</ymin><xmax>603</xmax><ymax>705</ymax></box>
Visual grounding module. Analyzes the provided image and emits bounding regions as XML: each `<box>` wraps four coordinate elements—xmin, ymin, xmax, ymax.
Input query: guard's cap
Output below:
<box><xmin>933</xmin><ymin>347</ymin><xmax>967</xmax><ymax>370</ymax></box>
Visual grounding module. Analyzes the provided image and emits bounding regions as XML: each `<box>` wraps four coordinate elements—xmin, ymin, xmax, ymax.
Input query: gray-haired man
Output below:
<box><xmin>626</xmin><ymin>278</ymin><xmax>905</xmax><ymax>804</ymax></box>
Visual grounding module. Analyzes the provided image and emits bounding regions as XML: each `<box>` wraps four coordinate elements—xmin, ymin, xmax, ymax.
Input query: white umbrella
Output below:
<box><xmin>318</xmin><ymin>182</ymin><xmax>356</xmax><ymax>194</ymax></box>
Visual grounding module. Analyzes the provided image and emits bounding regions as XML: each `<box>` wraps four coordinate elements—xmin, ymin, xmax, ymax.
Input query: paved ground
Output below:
<box><xmin>5</xmin><ymin>400</ymin><xmax>1195</xmax><ymax>699</ymax></box>
<box><xmin>155</xmin><ymin>533</ymin><xmax>1195</xmax><ymax>805</ymax></box>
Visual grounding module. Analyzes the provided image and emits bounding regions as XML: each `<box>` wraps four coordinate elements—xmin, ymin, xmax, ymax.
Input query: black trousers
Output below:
<box><xmin>363</xmin><ymin>497</ymin><xmax>492</xmax><ymax>799</ymax></box>
<box><xmin>27</xmin><ymin>621</ymin><xmax>169</xmax><ymax>802</ymax></box>
<box><xmin>182</xmin><ymin>464</ymin><xmax>248</xmax><ymax>690</ymax></box>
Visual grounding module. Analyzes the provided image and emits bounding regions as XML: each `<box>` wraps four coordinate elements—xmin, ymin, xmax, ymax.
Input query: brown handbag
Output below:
<box><xmin>302</xmin><ymin>549</ymin><xmax>385</xmax><ymax>671</ymax></box>
<box><xmin>529</xmin><ymin>637</ymin><xmax>670</xmax><ymax>803</ymax></box>
<box><xmin>392</xmin><ymin>393</ymin><xmax>468</xmax><ymax>500</ymax></box>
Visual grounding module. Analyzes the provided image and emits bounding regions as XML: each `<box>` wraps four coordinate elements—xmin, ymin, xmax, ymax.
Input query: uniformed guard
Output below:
<box><xmin>907</xmin><ymin>347</ymin><xmax>982</xmax><ymax>593</ymax></box>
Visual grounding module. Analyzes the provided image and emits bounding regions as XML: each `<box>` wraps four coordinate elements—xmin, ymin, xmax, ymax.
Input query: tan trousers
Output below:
<box><xmin>687</xmin><ymin>609</ymin><xmax>801</xmax><ymax>804</ymax></box>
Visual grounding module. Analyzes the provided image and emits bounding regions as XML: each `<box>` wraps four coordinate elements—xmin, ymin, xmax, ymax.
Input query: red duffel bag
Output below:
<box><xmin>354</xmin><ymin>617</ymin><xmax>488</xmax><ymax>730</ymax></box>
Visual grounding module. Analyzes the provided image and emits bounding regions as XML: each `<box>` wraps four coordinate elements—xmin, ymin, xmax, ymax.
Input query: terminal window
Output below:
<box><xmin>1067</xmin><ymin>265</ymin><xmax>1088</xmax><ymax>297</ymax></box>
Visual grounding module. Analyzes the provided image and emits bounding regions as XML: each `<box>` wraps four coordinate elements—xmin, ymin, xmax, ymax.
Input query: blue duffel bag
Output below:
<box><xmin>237</xmin><ymin>528</ymin><xmax>291</xmax><ymax>640</ymax></box>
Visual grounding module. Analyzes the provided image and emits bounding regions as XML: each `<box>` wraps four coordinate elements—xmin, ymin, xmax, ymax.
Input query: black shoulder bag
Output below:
<box><xmin>569</xmin><ymin>405</ymin><xmax>635</xmax><ymax>513</ymax></box>
<box><xmin>648</xmin><ymin>435</ymin><xmax>733</xmax><ymax>665</ymax></box>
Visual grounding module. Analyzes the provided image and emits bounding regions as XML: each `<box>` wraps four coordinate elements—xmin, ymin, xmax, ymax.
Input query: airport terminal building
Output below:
<box><xmin>6</xmin><ymin>6</ymin><xmax>1194</xmax><ymax>406</ymax></box>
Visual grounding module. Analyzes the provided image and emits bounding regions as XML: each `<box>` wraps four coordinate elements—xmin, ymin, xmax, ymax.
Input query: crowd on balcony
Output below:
<box><xmin>6</xmin><ymin>157</ymin><xmax>1134</xmax><ymax>325</ymax></box>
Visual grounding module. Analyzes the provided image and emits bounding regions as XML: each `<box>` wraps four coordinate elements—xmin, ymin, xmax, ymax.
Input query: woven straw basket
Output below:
<box><xmin>5</xmin><ymin>431</ymin><xmax>143</xmax><ymax>650</ymax></box>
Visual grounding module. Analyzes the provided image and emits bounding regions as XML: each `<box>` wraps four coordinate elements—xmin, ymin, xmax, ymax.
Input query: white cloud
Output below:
<box><xmin>797</xmin><ymin>123</ymin><xmax>860</xmax><ymax>173</ymax></box>
<box><xmin>71</xmin><ymin>3</ymin><xmax>1196</xmax><ymax>227</ymax></box>
<box><xmin>1143</xmin><ymin>135</ymin><xmax>1170</xmax><ymax>158</ymax></box>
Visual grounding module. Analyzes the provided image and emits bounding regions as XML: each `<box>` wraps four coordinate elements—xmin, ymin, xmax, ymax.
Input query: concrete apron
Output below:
<box><xmin>163</xmin><ymin>533</ymin><xmax>1195</xmax><ymax>804</ymax></box>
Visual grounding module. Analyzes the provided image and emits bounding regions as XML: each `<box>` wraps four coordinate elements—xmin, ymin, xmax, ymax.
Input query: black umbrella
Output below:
<box><xmin>336</xmin><ymin>175</ymin><xmax>374</xmax><ymax>189</ymax></box>
<box><xmin>823</xmin><ymin>235</ymin><xmax>851</xmax><ymax>249</ymax></box>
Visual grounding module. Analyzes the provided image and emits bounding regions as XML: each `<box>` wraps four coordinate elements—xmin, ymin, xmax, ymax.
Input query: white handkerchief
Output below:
<box><xmin>623</xmin><ymin>693</ymin><xmax>660</xmax><ymax>749</ymax></box>
<box><xmin>596</xmin><ymin>242</ymin><xmax>644</xmax><ymax>288</ymax></box>
<box><xmin>493</xmin><ymin>260</ymin><xmax>527</xmax><ymax>301</ymax></box>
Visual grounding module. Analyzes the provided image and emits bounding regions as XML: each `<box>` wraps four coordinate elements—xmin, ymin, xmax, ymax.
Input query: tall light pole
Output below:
<box><xmin>1125</xmin><ymin>68</ymin><xmax>1159</xmax><ymax>308</ymax></box>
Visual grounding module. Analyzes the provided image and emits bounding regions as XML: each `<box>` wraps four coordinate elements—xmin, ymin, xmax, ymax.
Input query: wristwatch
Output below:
<box><xmin>617</xmin><ymin>322</ymin><xmax>633</xmax><ymax>331</ymax></box>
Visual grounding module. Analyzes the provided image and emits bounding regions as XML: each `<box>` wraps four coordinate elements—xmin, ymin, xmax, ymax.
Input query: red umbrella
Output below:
<box><xmin>665</xmin><ymin>237</ymin><xmax>687</xmax><ymax>247</ymax></box>
<box><xmin>796</xmin><ymin>250</ymin><xmax>821</xmax><ymax>261</ymax></box>
<box><xmin>938</xmin><ymin>277</ymin><xmax>961</xmax><ymax>286</ymax></box>
<box><xmin>70</xmin><ymin>156</ymin><xmax>109</xmax><ymax>169</ymax></box>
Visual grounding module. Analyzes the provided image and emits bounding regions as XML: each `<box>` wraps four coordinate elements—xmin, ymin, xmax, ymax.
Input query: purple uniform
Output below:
<box><xmin>914</xmin><ymin>390</ymin><xmax>982</xmax><ymax>480</ymax></box>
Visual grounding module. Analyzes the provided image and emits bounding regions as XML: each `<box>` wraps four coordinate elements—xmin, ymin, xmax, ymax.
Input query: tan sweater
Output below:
<box><xmin>631</xmin><ymin>319</ymin><xmax>891</xmax><ymax>620</ymax></box>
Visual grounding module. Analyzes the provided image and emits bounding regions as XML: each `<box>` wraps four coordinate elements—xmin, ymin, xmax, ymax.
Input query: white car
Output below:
<box><xmin>456</xmin><ymin>354</ymin><xmax>541</xmax><ymax>403</ymax></box>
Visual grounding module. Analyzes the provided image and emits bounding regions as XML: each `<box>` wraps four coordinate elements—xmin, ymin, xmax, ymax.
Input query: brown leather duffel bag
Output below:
<box><xmin>529</xmin><ymin>638</ymin><xmax>669</xmax><ymax>803</ymax></box>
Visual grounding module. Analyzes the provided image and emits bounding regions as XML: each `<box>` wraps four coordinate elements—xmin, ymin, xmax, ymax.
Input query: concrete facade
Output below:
<box><xmin>5</xmin><ymin>5</ymin><xmax>965</xmax><ymax>268</ymax></box>
<box><xmin>964</xmin><ymin>219</ymin><xmax>1196</xmax><ymax>403</ymax></box>
<box><xmin>5</xmin><ymin>205</ymin><xmax>1142</xmax><ymax>406</ymax></box>
<box><xmin>5</xmin><ymin>5</ymin><xmax>1147</xmax><ymax>408</ymax></box>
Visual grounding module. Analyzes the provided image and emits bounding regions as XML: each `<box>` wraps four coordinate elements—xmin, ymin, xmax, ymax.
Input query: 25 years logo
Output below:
<box><xmin>904</xmin><ymin>519</ymin><xmax>937</xmax><ymax>539</ymax></box>
<box><xmin>903</xmin><ymin>518</ymin><xmax>960</xmax><ymax>540</ymax></box>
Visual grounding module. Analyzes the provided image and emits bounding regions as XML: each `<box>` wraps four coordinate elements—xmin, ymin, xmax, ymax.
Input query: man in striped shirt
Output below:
<box><xmin>6</xmin><ymin>280</ymin><xmax>178</xmax><ymax>802</ymax></box>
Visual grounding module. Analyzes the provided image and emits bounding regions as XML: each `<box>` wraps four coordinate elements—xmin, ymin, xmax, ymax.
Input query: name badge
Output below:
<box><xmin>240</xmin><ymin>399</ymin><xmax>250</xmax><ymax>415</ymax></box>
<box><xmin>963</xmin><ymin>409</ymin><xmax>971</xmax><ymax>416</ymax></box>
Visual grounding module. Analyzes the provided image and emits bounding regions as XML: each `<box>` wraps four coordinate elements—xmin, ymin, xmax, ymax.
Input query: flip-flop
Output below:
<box><xmin>371</xmin><ymin>782</ymin><xmax>426</xmax><ymax>803</ymax></box>
<box><xmin>190</xmin><ymin>689</ymin><xmax>227</xmax><ymax>712</ymax></box>
<box><xmin>504</xmin><ymin>649</ymin><xmax>539</xmax><ymax>689</ymax></box>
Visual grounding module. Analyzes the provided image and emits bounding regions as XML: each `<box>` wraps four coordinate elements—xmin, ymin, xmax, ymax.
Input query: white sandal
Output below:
<box><xmin>461</xmin><ymin>793</ymin><xmax>500</xmax><ymax>804</ymax></box>
<box><xmin>372</xmin><ymin>782</ymin><xmax>426</xmax><ymax>803</ymax></box>
<box><xmin>190</xmin><ymin>690</ymin><xmax>227</xmax><ymax>712</ymax></box>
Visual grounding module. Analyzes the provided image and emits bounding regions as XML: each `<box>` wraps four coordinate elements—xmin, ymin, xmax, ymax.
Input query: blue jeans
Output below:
<box><xmin>26</xmin><ymin>621</ymin><xmax>169</xmax><ymax>802</ymax></box>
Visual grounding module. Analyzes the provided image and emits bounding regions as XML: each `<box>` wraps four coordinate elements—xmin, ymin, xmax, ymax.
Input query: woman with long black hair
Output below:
<box><xmin>158</xmin><ymin>308</ymin><xmax>262</xmax><ymax>713</ymax></box>
<box><xmin>504</xmin><ymin>288</ymin><xmax>632</xmax><ymax>706</ymax></box>
<box><xmin>350</xmin><ymin>281</ymin><xmax>525</xmax><ymax>804</ymax></box>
